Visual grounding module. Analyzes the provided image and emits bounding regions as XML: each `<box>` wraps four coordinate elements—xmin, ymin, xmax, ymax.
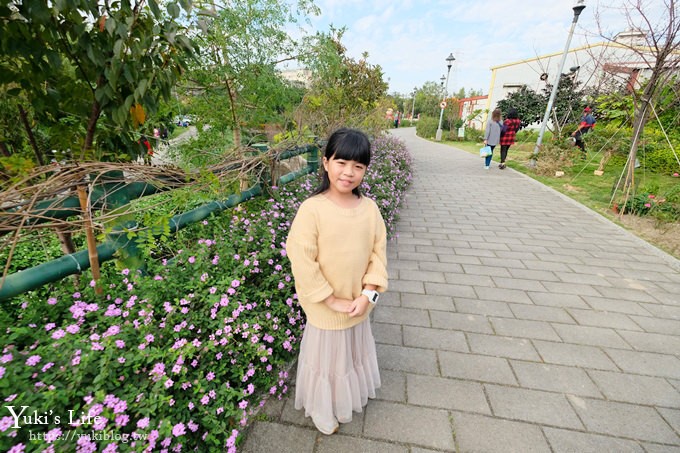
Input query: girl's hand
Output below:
<box><xmin>324</xmin><ymin>295</ymin><xmax>353</xmax><ymax>313</ymax></box>
<box><xmin>348</xmin><ymin>295</ymin><xmax>370</xmax><ymax>318</ymax></box>
<box><xmin>483</xmin><ymin>140</ymin><xmax>487</xmax><ymax>145</ymax></box>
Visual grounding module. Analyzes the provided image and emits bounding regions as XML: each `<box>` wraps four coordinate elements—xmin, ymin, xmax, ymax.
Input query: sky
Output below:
<box><xmin>290</xmin><ymin>0</ymin><xmax>668</xmax><ymax>96</ymax></box>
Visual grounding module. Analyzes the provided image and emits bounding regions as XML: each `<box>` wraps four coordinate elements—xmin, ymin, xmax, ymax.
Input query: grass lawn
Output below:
<box><xmin>443</xmin><ymin>138</ymin><xmax>680</xmax><ymax>259</ymax></box>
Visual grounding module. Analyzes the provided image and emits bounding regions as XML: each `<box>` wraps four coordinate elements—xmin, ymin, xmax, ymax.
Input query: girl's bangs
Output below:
<box><xmin>328</xmin><ymin>135</ymin><xmax>371</xmax><ymax>166</ymax></box>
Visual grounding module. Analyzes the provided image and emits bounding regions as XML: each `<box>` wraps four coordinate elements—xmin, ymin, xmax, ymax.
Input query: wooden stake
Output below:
<box><xmin>77</xmin><ymin>186</ymin><xmax>102</xmax><ymax>294</ymax></box>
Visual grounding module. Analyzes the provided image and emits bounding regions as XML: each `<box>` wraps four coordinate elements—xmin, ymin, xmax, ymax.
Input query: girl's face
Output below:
<box><xmin>322</xmin><ymin>155</ymin><xmax>367</xmax><ymax>196</ymax></box>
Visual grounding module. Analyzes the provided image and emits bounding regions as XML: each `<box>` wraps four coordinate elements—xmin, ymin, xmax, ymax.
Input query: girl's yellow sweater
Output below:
<box><xmin>286</xmin><ymin>194</ymin><xmax>388</xmax><ymax>330</ymax></box>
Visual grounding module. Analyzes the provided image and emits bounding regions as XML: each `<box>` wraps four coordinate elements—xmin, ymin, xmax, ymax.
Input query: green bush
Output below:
<box><xmin>415</xmin><ymin>116</ymin><xmax>440</xmax><ymax>139</ymax></box>
<box><xmin>464</xmin><ymin>128</ymin><xmax>483</xmax><ymax>143</ymax></box>
<box><xmin>640</xmin><ymin>130</ymin><xmax>680</xmax><ymax>174</ymax></box>
<box><xmin>516</xmin><ymin>129</ymin><xmax>539</xmax><ymax>142</ymax></box>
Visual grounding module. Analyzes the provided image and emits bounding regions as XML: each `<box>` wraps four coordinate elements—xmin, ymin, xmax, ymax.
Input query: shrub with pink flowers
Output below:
<box><xmin>0</xmin><ymin>133</ymin><xmax>412</xmax><ymax>452</ymax></box>
<box><xmin>620</xmin><ymin>186</ymin><xmax>680</xmax><ymax>223</ymax></box>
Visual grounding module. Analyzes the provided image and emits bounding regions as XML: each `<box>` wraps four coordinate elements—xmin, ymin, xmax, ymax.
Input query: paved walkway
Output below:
<box><xmin>242</xmin><ymin>127</ymin><xmax>680</xmax><ymax>453</ymax></box>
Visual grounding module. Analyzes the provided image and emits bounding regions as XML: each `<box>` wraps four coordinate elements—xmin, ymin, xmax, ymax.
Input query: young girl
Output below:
<box><xmin>483</xmin><ymin>108</ymin><xmax>502</xmax><ymax>170</ymax></box>
<box><xmin>286</xmin><ymin>128</ymin><xmax>388</xmax><ymax>435</ymax></box>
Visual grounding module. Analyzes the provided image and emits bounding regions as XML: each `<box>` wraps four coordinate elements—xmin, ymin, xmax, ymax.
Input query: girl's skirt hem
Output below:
<box><xmin>294</xmin><ymin>318</ymin><xmax>380</xmax><ymax>434</ymax></box>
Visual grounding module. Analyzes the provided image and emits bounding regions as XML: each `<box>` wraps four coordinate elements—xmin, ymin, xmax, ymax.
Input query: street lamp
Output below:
<box><xmin>531</xmin><ymin>0</ymin><xmax>586</xmax><ymax>164</ymax></box>
<box><xmin>436</xmin><ymin>53</ymin><xmax>456</xmax><ymax>141</ymax></box>
<box><xmin>410</xmin><ymin>87</ymin><xmax>417</xmax><ymax>121</ymax></box>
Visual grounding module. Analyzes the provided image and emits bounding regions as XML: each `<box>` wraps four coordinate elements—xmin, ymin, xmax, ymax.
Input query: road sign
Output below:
<box><xmin>440</xmin><ymin>101</ymin><xmax>447</xmax><ymax>109</ymax></box>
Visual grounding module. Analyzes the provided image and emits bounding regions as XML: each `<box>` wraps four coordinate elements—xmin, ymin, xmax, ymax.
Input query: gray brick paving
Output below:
<box><xmin>468</xmin><ymin>333</ymin><xmax>541</xmax><ymax>361</ymax></box>
<box><xmin>242</xmin><ymin>128</ymin><xmax>680</xmax><ymax>451</ymax></box>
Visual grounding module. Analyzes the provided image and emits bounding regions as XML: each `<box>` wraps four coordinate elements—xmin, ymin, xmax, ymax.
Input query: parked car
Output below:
<box><xmin>173</xmin><ymin>115</ymin><xmax>195</xmax><ymax>127</ymax></box>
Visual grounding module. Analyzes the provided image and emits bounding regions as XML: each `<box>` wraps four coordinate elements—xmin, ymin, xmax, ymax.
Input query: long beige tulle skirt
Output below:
<box><xmin>294</xmin><ymin>318</ymin><xmax>381</xmax><ymax>434</ymax></box>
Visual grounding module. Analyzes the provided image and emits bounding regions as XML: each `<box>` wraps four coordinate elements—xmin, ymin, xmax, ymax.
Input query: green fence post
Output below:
<box><xmin>307</xmin><ymin>144</ymin><xmax>319</xmax><ymax>174</ymax></box>
<box><xmin>91</xmin><ymin>170</ymin><xmax>145</xmax><ymax>273</ymax></box>
<box><xmin>252</xmin><ymin>143</ymin><xmax>272</xmax><ymax>194</ymax></box>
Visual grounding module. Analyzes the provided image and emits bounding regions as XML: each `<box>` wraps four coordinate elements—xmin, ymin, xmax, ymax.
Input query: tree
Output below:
<box><xmin>496</xmin><ymin>86</ymin><xmax>546</xmax><ymax>129</ymax></box>
<box><xmin>593</xmin><ymin>0</ymin><xmax>680</xmax><ymax>193</ymax></box>
<box><xmin>296</xmin><ymin>28</ymin><xmax>388</xmax><ymax>136</ymax></box>
<box><xmin>181</xmin><ymin>0</ymin><xmax>319</xmax><ymax>150</ymax></box>
<box><xmin>540</xmin><ymin>74</ymin><xmax>587</xmax><ymax>135</ymax></box>
<box><xmin>416</xmin><ymin>81</ymin><xmax>448</xmax><ymax>118</ymax></box>
<box><xmin>0</xmin><ymin>0</ymin><xmax>195</xmax><ymax>162</ymax></box>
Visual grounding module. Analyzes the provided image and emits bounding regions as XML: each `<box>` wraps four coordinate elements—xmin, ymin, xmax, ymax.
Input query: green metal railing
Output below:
<box><xmin>0</xmin><ymin>144</ymin><xmax>319</xmax><ymax>301</ymax></box>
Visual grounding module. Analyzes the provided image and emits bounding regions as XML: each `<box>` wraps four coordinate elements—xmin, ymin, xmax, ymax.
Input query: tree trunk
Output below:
<box><xmin>622</xmin><ymin>67</ymin><xmax>660</xmax><ymax>191</ymax></box>
<box><xmin>18</xmin><ymin>104</ymin><xmax>46</xmax><ymax>166</ymax></box>
<box><xmin>227</xmin><ymin>79</ymin><xmax>242</xmax><ymax>150</ymax></box>
<box><xmin>81</xmin><ymin>75</ymin><xmax>105</xmax><ymax>159</ymax></box>
<box><xmin>82</xmin><ymin>100</ymin><xmax>102</xmax><ymax>159</ymax></box>
<box><xmin>0</xmin><ymin>142</ymin><xmax>9</xmax><ymax>157</ymax></box>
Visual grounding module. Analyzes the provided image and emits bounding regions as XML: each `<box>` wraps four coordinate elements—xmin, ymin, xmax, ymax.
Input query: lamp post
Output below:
<box><xmin>531</xmin><ymin>0</ymin><xmax>586</xmax><ymax>164</ymax></box>
<box><xmin>436</xmin><ymin>53</ymin><xmax>455</xmax><ymax>141</ymax></box>
<box><xmin>410</xmin><ymin>87</ymin><xmax>417</xmax><ymax>121</ymax></box>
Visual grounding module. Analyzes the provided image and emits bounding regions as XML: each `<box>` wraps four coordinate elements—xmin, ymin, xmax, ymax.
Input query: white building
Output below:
<box><xmin>280</xmin><ymin>68</ymin><xmax>312</xmax><ymax>88</ymax></box>
<box><xmin>484</xmin><ymin>29</ymin><xmax>659</xmax><ymax>127</ymax></box>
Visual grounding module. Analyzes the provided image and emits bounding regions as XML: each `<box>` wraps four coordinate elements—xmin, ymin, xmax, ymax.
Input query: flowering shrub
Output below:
<box><xmin>362</xmin><ymin>134</ymin><xmax>413</xmax><ymax>237</ymax></box>
<box><xmin>620</xmin><ymin>186</ymin><xmax>680</xmax><ymax>223</ymax></box>
<box><xmin>0</xmin><ymin>133</ymin><xmax>412</xmax><ymax>452</ymax></box>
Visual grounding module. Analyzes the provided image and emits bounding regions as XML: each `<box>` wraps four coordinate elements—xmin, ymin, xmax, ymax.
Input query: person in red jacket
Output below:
<box><xmin>499</xmin><ymin>108</ymin><xmax>521</xmax><ymax>169</ymax></box>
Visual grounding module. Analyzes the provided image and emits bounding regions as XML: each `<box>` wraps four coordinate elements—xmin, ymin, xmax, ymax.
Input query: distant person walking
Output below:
<box><xmin>499</xmin><ymin>107</ymin><xmax>521</xmax><ymax>169</ymax></box>
<box><xmin>571</xmin><ymin>106</ymin><xmax>596</xmax><ymax>155</ymax></box>
<box><xmin>483</xmin><ymin>109</ymin><xmax>502</xmax><ymax>169</ymax></box>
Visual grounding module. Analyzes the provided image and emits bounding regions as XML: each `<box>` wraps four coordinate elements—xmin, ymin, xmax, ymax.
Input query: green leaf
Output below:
<box><xmin>105</xmin><ymin>15</ymin><xmax>116</xmax><ymax>35</ymax></box>
<box><xmin>137</xmin><ymin>79</ymin><xmax>148</xmax><ymax>98</ymax></box>
<box><xmin>167</xmin><ymin>2</ymin><xmax>180</xmax><ymax>19</ymax></box>
<box><xmin>113</xmin><ymin>39</ymin><xmax>124</xmax><ymax>58</ymax></box>
<box><xmin>148</xmin><ymin>0</ymin><xmax>161</xmax><ymax>17</ymax></box>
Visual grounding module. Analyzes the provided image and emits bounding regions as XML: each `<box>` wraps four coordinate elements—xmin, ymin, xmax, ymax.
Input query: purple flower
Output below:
<box><xmin>137</xmin><ymin>417</ymin><xmax>150</xmax><ymax>429</ymax></box>
<box><xmin>44</xmin><ymin>427</ymin><xmax>62</xmax><ymax>443</ymax></box>
<box><xmin>51</xmin><ymin>329</ymin><xmax>65</xmax><ymax>340</ymax></box>
<box><xmin>47</xmin><ymin>297</ymin><xmax>57</xmax><ymax>305</ymax></box>
<box><xmin>26</xmin><ymin>355</ymin><xmax>41</xmax><ymax>366</ymax></box>
<box><xmin>172</xmin><ymin>423</ymin><xmax>186</xmax><ymax>437</ymax></box>
<box><xmin>115</xmin><ymin>414</ymin><xmax>129</xmax><ymax>427</ymax></box>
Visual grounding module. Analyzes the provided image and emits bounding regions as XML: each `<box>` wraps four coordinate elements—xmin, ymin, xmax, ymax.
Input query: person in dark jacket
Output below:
<box><xmin>572</xmin><ymin>106</ymin><xmax>596</xmax><ymax>154</ymax></box>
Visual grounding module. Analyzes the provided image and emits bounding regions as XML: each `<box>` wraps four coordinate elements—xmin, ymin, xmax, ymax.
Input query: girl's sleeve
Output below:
<box><xmin>362</xmin><ymin>206</ymin><xmax>389</xmax><ymax>292</ymax></box>
<box><xmin>483</xmin><ymin>122</ymin><xmax>490</xmax><ymax>140</ymax></box>
<box><xmin>285</xmin><ymin>203</ymin><xmax>334</xmax><ymax>304</ymax></box>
